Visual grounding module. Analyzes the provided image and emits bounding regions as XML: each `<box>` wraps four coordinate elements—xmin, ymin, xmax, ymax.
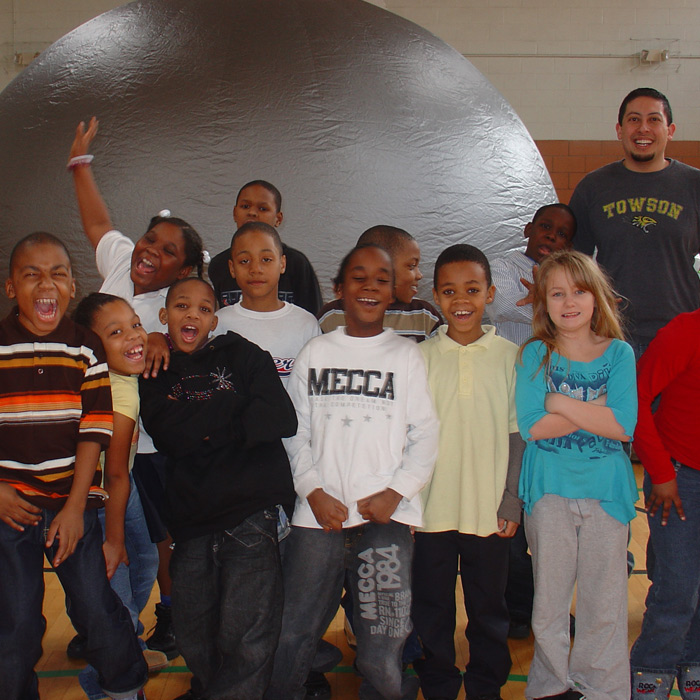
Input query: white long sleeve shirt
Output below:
<box><xmin>285</xmin><ymin>328</ymin><xmax>439</xmax><ymax>529</ymax></box>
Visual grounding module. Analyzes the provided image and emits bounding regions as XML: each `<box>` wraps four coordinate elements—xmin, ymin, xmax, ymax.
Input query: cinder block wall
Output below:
<box><xmin>536</xmin><ymin>140</ymin><xmax>700</xmax><ymax>203</ymax></box>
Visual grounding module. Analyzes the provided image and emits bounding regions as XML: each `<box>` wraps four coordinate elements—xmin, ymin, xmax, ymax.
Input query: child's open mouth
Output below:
<box><xmin>34</xmin><ymin>298</ymin><xmax>58</xmax><ymax>321</ymax></box>
<box><xmin>356</xmin><ymin>297</ymin><xmax>379</xmax><ymax>307</ymax></box>
<box><xmin>180</xmin><ymin>325</ymin><xmax>199</xmax><ymax>343</ymax></box>
<box><xmin>134</xmin><ymin>257</ymin><xmax>157</xmax><ymax>275</ymax></box>
<box><xmin>125</xmin><ymin>344</ymin><xmax>144</xmax><ymax>361</ymax></box>
<box><xmin>453</xmin><ymin>310</ymin><xmax>473</xmax><ymax>319</ymax></box>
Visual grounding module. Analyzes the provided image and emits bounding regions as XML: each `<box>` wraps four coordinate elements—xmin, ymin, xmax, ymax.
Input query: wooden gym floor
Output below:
<box><xmin>37</xmin><ymin>461</ymin><xmax>660</xmax><ymax>699</ymax></box>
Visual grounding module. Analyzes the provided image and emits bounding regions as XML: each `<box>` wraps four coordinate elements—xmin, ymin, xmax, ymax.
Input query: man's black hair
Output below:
<box><xmin>618</xmin><ymin>87</ymin><xmax>673</xmax><ymax>126</ymax></box>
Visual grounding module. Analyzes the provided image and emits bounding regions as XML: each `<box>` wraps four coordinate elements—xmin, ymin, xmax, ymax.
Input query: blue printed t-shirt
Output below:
<box><xmin>515</xmin><ymin>339</ymin><xmax>638</xmax><ymax>524</ymax></box>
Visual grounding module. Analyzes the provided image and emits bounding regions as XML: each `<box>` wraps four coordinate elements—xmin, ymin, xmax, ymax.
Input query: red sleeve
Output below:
<box><xmin>634</xmin><ymin>314</ymin><xmax>698</xmax><ymax>483</ymax></box>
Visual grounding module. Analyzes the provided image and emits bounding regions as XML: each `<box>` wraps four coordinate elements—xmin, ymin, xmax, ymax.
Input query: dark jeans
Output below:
<box><xmin>343</xmin><ymin>582</ymin><xmax>424</xmax><ymax>664</ymax></box>
<box><xmin>132</xmin><ymin>451</ymin><xmax>169</xmax><ymax>543</ymax></box>
<box><xmin>0</xmin><ymin>508</ymin><xmax>147</xmax><ymax>700</ymax></box>
<box><xmin>77</xmin><ymin>476</ymin><xmax>159</xmax><ymax>700</ymax></box>
<box><xmin>267</xmin><ymin>521</ymin><xmax>418</xmax><ymax>700</ymax></box>
<box><xmin>630</xmin><ymin>466</ymin><xmax>700</xmax><ymax>699</ymax></box>
<box><xmin>170</xmin><ymin>508</ymin><xmax>283</xmax><ymax>700</ymax></box>
<box><xmin>412</xmin><ymin>530</ymin><xmax>512</xmax><ymax>700</ymax></box>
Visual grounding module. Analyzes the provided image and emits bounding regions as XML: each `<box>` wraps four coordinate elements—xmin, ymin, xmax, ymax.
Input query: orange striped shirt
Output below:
<box><xmin>0</xmin><ymin>311</ymin><xmax>113</xmax><ymax>509</ymax></box>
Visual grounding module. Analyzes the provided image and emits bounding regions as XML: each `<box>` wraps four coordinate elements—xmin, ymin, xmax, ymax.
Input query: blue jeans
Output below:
<box><xmin>79</xmin><ymin>477</ymin><xmax>159</xmax><ymax>700</ymax></box>
<box><xmin>266</xmin><ymin>521</ymin><xmax>418</xmax><ymax>700</ymax></box>
<box><xmin>630</xmin><ymin>465</ymin><xmax>700</xmax><ymax>699</ymax></box>
<box><xmin>0</xmin><ymin>508</ymin><xmax>147</xmax><ymax>700</ymax></box>
<box><xmin>170</xmin><ymin>508</ymin><xmax>283</xmax><ymax>700</ymax></box>
<box><xmin>104</xmin><ymin>476</ymin><xmax>159</xmax><ymax>629</ymax></box>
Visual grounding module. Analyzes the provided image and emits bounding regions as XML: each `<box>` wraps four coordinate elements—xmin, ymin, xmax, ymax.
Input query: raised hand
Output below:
<box><xmin>69</xmin><ymin>116</ymin><xmax>99</xmax><ymax>161</ymax></box>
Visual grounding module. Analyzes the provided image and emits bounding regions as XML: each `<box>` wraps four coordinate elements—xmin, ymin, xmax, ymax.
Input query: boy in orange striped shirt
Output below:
<box><xmin>0</xmin><ymin>232</ymin><xmax>147</xmax><ymax>700</ymax></box>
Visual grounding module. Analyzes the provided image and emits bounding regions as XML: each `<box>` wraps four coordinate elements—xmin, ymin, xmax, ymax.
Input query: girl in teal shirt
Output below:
<box><xmin>515</xmin><ymin>250</ymin><xmax>637</xmax><ymax>700</ymax></box>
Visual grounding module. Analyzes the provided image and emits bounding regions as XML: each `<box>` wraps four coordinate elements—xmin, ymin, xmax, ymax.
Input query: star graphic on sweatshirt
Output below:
<box><xmin>363</xmin><ymin>415</ymin><xmax>372</xmax><ymax>422</ymax></box>
<box><xmin>342</xmin><ymin>416</ymin><xmax>352</xmax><ymax>427</ymax></box>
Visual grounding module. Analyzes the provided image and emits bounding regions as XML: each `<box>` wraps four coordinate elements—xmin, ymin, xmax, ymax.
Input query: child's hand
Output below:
<box><xmin>307</xmin><ymin>489</ymin><xmax>348</xmax><ymax>531</ymax></box>
<box><xmin>646</xmin><ymin>478</ymin><xmax>685</xmax><ymax>526</ymax></box>
<box><xmin>103</xmin><ymin>540</ymin><xmax>129</xmax><ymax>580</ymax></box>
<box><xmin>515</xmin><ymin>266</ymin><xmax>538</xmax><ymax>307</ymax></box>
<box><xmin>357</xmin><ymin>488</ymin><xmax>402</xmax><ymax>524</ymax></box>
<box><xmin>143</xmin><ymin>332</ymin><xmax>170</xmax><ymax>378</ymax></box>
<box><xmin>0</xmin><ymin>483</ymin><xmax>42</xmax><ymax>531</ymax></box>
<box><xmin>496</xmin><ymin>518</ymin><xmax>518</xmax><ymax>538</ymax></box>
<box><xmin>69</xmin><ymin>117</ymin><xmax>98</xmax><ymax>161</ymax></box>
<box><xmin>46</xmin><ymin>504</ymin><xmax>84</xmax><ymax>567</ymax></box>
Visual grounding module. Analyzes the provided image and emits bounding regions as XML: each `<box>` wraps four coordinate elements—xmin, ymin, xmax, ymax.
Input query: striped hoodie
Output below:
<box><xmin>0</xmin><ymin>309</ymin><xmax>113</xmax><ymax>509</ymax></box>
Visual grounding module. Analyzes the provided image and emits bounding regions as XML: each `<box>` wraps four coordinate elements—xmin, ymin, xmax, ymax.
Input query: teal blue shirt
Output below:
<box><xmin>515</xmin><ymin>339</ymin><xmax>638</xmax><ymax>524</ymax></box>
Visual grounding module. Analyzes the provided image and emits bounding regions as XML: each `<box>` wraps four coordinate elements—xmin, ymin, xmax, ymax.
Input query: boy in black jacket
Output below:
<box><xmin>139</xmin><ymin>278</ymin><xmax>297</xmax><ymax>700</ymax></box>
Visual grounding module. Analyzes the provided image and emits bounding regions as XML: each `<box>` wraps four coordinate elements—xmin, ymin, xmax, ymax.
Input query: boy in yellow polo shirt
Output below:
<box><xmin>413</xmin><ymin>244</ymin><xmax>525</xmax><ymax>700</ymax></box>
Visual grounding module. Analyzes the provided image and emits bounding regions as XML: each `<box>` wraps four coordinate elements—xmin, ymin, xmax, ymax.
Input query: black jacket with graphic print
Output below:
<box><xmin>139</xmin><ymin>331</ymin><xmax>297</xmax><ymax>541</ymax></box>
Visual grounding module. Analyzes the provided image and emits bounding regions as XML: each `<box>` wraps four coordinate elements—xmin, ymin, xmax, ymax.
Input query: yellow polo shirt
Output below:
<box><xmin>419</xmin><ymin>325</ymin><xmax>518</xmax><ymax>536</ymax></box>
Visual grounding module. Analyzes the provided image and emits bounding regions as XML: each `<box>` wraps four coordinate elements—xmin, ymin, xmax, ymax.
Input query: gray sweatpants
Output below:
<box><xmin>524</xmin><ymin>494</ymin><xmax>630</xmax><ymax>700</ymax></box>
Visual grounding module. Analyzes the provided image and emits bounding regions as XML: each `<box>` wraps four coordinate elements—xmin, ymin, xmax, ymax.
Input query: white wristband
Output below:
<box><xmin>67</xmin><ymin>155</ymin><xmax>94</xmax><ymax>171</ymax></box>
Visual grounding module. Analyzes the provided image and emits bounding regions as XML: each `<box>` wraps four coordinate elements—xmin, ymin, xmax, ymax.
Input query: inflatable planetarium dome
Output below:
<box><xmin>0</xmin><ymin>0</ymin><xmax>554</xmax><ymax>310</ymax></box>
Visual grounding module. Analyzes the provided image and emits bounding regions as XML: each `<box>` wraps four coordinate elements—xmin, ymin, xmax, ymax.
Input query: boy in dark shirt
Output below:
<box><xmin>208</xmin><ymin>180</ymin><xmax>323</xmax><ymax>314</ymax></box>
<box><xmin>139</xmin><ymin>277</ymin><xmax>297</xmax><ymax>698</ymax></box>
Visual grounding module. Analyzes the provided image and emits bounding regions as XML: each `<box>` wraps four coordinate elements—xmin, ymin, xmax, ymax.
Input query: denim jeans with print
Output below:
<box><xmin>170</xmin><ymin>507</ymin><xmax>283</xmax><ymax>700</ymax></box>
<box><xmin>266</xmin><ymin>521</ymin><xmax>418</xmax><ymax>700</ymax></box>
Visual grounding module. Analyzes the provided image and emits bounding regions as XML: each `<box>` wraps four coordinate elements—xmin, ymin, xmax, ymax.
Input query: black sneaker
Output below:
<box><xmin>66</xmin><ymin>633</ymin><xmax>88</xmax><ymax>660</ymax></box>
<box><xmin>305</xmin><ymin>671</ymin><xmax>332</xmax><ymax>700</ymax></box>
<box><xmin>173</xmin><ymin>691</ymin><xmax>203</xmax><ymax>700</ymax></box>
<box><xmin>146</xmin><ymin>602</ymin><xmax>178</xmax><ymax>660</ymax></box>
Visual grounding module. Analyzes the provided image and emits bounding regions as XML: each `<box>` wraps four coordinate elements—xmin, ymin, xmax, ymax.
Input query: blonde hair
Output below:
<box><xmin>520</xmin><ymin>250</ymin><xmax>625</xmax><ymax>372</ymax></box>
